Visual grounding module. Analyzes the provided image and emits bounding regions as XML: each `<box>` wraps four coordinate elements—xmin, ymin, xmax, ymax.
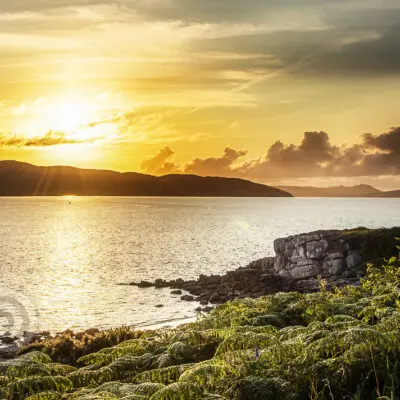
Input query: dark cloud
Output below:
<box><xmin>184</xmin><ymin>147</ymin><xmax>247</xmax><ymax>176</ymax></box>
<box><xmin>141</xmin><ymin>146</ymin><xmax>180</xmax><ymax>175</ymax></box>
<box><xmin>0</xmin><ymin>131</ymin><xmax>94</xmax><ymax>147</ymax></box>
<box><xmin>181</xmin><ymin>128</ymin><xmax>400</xmax><ymax>179</ymax></box>
<box><xmin>363</xmin><ymin>127</ymin><xmax>400</xmax><ymax>154</ymax></box>
<box><xmin>2</xmin><ymin>1</ymin><xmax>400</xmax><ymax>81</ymax></box>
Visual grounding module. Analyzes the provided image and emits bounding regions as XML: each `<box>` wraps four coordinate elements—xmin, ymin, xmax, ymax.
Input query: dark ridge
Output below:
<box><xmin>0</xmin><ymin>160</ymin><xmax>292</xmax><ymax>197</ymax></box>
<box><xmin>365</xmin><ymin>189</ymin><xmax>400</xmax><ymax>198</ymax></box>
<box><xmin>277</xmin><ymin>184</ymin><xmax>382</xmax><ymax>197</ymax></box>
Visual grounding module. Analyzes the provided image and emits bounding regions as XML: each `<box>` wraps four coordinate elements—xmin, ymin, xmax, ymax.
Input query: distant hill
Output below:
<box><xmin>365</xmin><ymin>190</ymin><xmax>400</xmax><ymax>198</ymax></box>
<box><xmin>0</xmin><ymin>161</ymin><xmax>292</xmax><ymax>197</ymax></box>
<box><xmin>277</xmin><ymin>184</ymin><xmax>382</xmax><ymax>197</ymax></box>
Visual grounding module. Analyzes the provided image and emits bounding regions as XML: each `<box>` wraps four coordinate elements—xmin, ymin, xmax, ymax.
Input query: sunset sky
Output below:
<box><xmin>1</xmin><ymin>0</ymin><xmax>400</xmax><ymax>189</ymax></box>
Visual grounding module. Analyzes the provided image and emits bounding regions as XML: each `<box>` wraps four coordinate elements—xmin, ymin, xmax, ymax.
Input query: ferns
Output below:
<box><xmin>149</xmin><ymin>382</ymin><xmax>202</xmax><ymax>400</ymax></box>
<box><xmin>4</xmin><ymin>376</ymin><xmax>73</xmax><ymax>400</ymax></box>
<box><xmin>133</xmin><ymin>363</ymin><xmax>196</xmax><ymax>385</ymax></box>
<box><xmin>4</xmin><ymin>253</ymin><xmax>400</xmax><ymax>399</ymax></box>
<box><xmin>179</xmin><ymin>361</ymin><xmax>236</xmax><ymax>389</ymax></box>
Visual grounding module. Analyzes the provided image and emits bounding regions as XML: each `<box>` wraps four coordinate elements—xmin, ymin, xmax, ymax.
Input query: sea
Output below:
<box><xmin>1</xmin><ymin>197</ymin><xmax>399</xmax><ymax>335</ymax></box>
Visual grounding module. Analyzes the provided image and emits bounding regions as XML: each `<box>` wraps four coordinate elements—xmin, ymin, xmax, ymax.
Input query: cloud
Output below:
<box><xmin>178</xmin><ymin>127</ymin><xmax>400</xmax><ymax>179</ymax></box>
<box><xmin>0</xmin><ymin>130</ymin><xmax>94</xmax><ymax>148</ymax></box>
<box><xmin>141</xmin><ymin>146</ymin><xmax>180</xmax><ymax>175</ymax></box>
<box><xmin>185</xmin><ymin>147</ymin><xmax>247</xmax><ymax>176</ymax></box>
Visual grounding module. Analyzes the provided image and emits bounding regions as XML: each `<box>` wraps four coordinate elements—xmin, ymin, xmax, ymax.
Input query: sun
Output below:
<box><xmin>48</xmin><ymin>98</ymin><xmax>93</xmax><ymax>133</ymax></box>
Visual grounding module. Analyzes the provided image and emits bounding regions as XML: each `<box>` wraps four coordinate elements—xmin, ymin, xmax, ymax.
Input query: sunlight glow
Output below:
<box><xmin>47</xmin><ymin>98</ymin><xmax>93</xmax><ymax>133</ymax></box>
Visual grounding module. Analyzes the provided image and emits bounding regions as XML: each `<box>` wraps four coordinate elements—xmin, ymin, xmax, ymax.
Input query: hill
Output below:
<box><xmin>277</xmin><ymin>184</ymin><xmax>382</xmax><ymax>197</ymax></box>
<box><xmin>365</xmin><ymin>189</ymin><xmax>400</xmax><ymax>198</ymax></box>
<box><xmin>0</xmin><ymin>160</ymin><xmax>291</xmax><ymax>197</ymax></box>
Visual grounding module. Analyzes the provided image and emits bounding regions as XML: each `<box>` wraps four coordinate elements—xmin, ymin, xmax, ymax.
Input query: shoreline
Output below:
<box><xmin>2</xmin><ymin>226</ymin><xmax>400</xmax><ymax>361</ymax></box>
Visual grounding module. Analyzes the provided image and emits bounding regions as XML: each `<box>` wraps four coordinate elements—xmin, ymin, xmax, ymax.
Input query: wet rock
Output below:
<box><xmin>0</xmin><ymin>336</ymin><xmax>15</xmax><ymax>344</ymax></box>
<box><xmin>195</xmin><ymin>306</ymin><xmax>214</xmax><ymax>313</ymax></box>
<box><xmin>155</xmin><ymin>304</ymin><xmax>164</xmax><ymax>308</ymax></box>
<box><xmin>180</xmin><ymin>294</ymin><xmax>195</xmax><ymax>302</ymax></box>
<box><xmin>0</xmin><ymin>343</ymin><xmax>18</xmax><ymax>359</ymax></box>
<box><xmin>132</xmin><ymin>281</ymin><xmax>153</xmax><ymax>288</ymax></box>
<box><xmin>171</xmin><ymin>289</ymin><xmax>182</xmax><ymax>295</ymax></box>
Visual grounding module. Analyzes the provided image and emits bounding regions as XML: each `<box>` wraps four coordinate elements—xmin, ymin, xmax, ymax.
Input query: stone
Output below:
<box><xmin>274</xmin><ymin>238</ymin><xmax>286</xmax><ymax>254</ymax></box>
<box><xmin>290</xmin><ymin>261</ymin><xmax>320</xmax><ymax>280</ymax></box>
<box><xmin>0</xmin><ymin>336</ymin><xmax>15</xmax><ymax>344</ymax></box>
<box><xmin>306</xmin><ymin>240</ymin><xmax>328</xmax><ymax>259</ymax></box>
<box><xmin>209</xmin><ymin>293</ymin><xmax>222</xmax><ymax>303</ymax></box>
<box><xmin>323</xmin><ymin>258</ymin><xmax>346</xmax><ymax>276</ymax></box>
<box><xmin>155</xmin><ymin>304</ymin><xmax>164</xmax><ymax>308</ymax></box>
<box><xmin>0</xmin><ymin>343</ymin><xmax>18</xmax><ymax>359</ymax></box>
<box><xmin>274</xmin><ymin>254</ymin><xmax>287</xmax><ymax>271</ymax></box>
<box><xmin>134</xmin><ymin>281</ymin><xmax>153</xmax><ymax>288</ymax></box>
<box><xmin>277</xmin><ymin>269</ymin><xmax>291</xmax><ymax>279</ymax></box>
<box><xmin>171</xmin><ymin>289</ymin><xmax>182</xmax><ymax>295</ymax></box>
<box><xmin>180</xmin><ymin>294</ymin><xmax>195</xmax><ymax>302</ymax></box>
<box><xmin>346</xmin><ymin>251</ymin><xmax>363</xmax><ymax>269</ymax></box>
<box><xmin>295</xmin><ymin>278</ymin><xmax>320</xmax><ymax>292</ymax></box>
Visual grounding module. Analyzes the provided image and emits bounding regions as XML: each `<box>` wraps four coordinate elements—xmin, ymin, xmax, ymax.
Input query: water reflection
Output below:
<box><xmin>1</xmin><ymin>197</ymin><xmax>400</xmax><ymax>334</ymax></box>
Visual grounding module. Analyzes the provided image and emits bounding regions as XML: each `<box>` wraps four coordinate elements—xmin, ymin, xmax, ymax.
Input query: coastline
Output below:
<box><xmin>3</xmin><ymin>226</ymin><xmax>399</xmax><ymax>361</ymax></box>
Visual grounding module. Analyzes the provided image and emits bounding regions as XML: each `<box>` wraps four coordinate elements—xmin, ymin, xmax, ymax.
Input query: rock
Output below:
<box><xmin>295</xmin><ymin>278</ymin><xmax>320</xmax><ymax>292</ymax></box>
<box><xmin>290</xmin><ymin>261</ymin><xmax>320</xmax><ymax>280</ymax></box>
<box><xmin>209</xmin><ymin>293</ymin><xmax>222</xmax><ymax>303</ymax></box>
<box><xmin>125</xmin><ymin>227</ymin><xmax>400</xmax><ymax>306</ymax></box>
<box><xmin>195</xmin><ymin>306</ymin><xmax>214</xmax><ymax>313</ymax></box>
<box><xmin>155</xmin><ymin>304</ymin><xmax>164</xmax><ymax>308</ymax></box>
<box><xmin>306</xmin><ymin>240</ymin><xmax>328</xmax><ymax>259</ymax></box>
<box><xmin>0</xmin><ymin>343</ymin><xmax>18</xmax><ymax>359</ymax></box>
<box><xmin>346</xmin><ymin>251</ymin><xmax>363</xmax><ymax>269</ymax></box>
<box><xmin>323</xmin><ymin>258</ymin><xmax>346</xmax><ymax>276</ymax></box>
<box><xmin>0</xmin><ymin>336</ymin><xmax>15</xmax><ymax>344</ymax></box>
<box><xmin>84</xmin><ymin>328</ymin><xmax>100</xmax><ymax>336</ymax></box>
<box><xmin>180</xmin><ymin>294</ymin><xmax>195</xmax><ymax>302</ymax></box>
<box><xmin>133</xmin><ymin>281</ymin><xmax>153</xmax><ymax>288</ymax></box>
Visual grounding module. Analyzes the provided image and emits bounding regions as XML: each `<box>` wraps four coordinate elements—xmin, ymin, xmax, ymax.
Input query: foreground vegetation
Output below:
<box><xmin>2</xmin><ymin>253</ymin><xmax>400</xmax><ymax>399</ymax></box>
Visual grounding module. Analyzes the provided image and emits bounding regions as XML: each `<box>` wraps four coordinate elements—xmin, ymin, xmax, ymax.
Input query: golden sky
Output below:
<box><xmin>1</xmin><ymin>0</ymin><xmax>400</xmax><ymax>188</ymax></box>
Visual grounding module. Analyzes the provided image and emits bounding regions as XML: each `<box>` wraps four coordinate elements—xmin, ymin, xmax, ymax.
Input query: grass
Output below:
<box><xmin>2</xmin><ymin>247</ymin><xmax>400</xmax><ymax>399</ymax></box>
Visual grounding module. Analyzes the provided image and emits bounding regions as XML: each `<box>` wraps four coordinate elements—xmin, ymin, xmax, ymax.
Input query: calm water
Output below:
<box><xmin>1</xmin><ymin>197</ymin><xmax>399</xmax><ymax>335</ymax></box>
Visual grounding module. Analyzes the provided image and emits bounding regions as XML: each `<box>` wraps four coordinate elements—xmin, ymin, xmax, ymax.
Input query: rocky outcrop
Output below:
<box><xmin>128</xmin><ymin>227</ymin><xmax>400</xmax><ymax>304</ymax></box>
<box><xmin>273</xmin><ymin>227</ymin><xmax>400</xmax><ymax>291</ymax></box>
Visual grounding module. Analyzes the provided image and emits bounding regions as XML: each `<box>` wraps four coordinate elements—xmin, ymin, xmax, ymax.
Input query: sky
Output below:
<box><xmin>0</xmin><ymin>0</ymin><xmax>400</xmax><ymax>189</ymax></box>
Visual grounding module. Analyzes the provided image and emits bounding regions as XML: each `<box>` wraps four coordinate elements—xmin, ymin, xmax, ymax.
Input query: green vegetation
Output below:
<box><xmin>2</xmin><ymin>250</ymin><xmax>400</xmax><ymax>399</ymax></box>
